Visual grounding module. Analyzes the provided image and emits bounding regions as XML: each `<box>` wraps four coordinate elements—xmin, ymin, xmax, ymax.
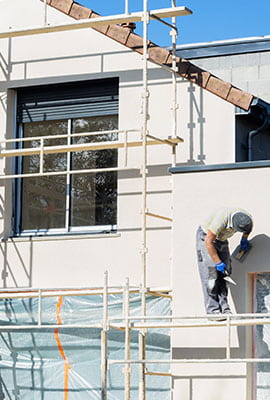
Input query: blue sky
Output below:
<box><xmin>78</xmin><ymin>0</ymin><xmax>270</xmax><ymax>46</ymax></box>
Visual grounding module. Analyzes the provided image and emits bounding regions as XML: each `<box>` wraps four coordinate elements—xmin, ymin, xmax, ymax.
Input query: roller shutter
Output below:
<box><xmin>17</xmin><ymin>78</ymin><xmax>119</xmax><ymax>123</ymax></box>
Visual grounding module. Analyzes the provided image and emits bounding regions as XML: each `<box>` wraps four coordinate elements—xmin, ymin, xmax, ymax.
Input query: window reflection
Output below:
<box><xmin>71</xmin><ymin>115</ymin><xmax>118</xmax><ymax>227</ymax></box>
<box><xmin>21</xmin><ymin>121</ymin><xmax>67</xmax><ymax>230</ymax></box>
<box><xmin>20</xmin><ymin>116</ymin><xmax>118</xmax><ymax>232</ymax></box>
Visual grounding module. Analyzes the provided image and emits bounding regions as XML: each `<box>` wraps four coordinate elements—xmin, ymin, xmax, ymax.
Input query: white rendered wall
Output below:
<box><xmin>171</xmin><ymin>166</ymin><xmax>270</xmax><ymax>400</ymax></box>
<box><xmin>0</xmin><ymin>0</ymin><xmax>236</xmax><ymax>292</ymax></box>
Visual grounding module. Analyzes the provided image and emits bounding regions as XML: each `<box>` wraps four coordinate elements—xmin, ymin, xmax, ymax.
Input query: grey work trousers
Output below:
<box><xmin>196</xmin><ymin>226</ymin><xmax>232</xmax><ymax>314</ymax></box>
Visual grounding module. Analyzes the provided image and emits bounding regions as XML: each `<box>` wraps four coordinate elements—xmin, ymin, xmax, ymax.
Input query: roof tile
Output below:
<box><xmin>90</xmin><ymin>11</ymin><xmax>109</xmax><ymax>35</ymax></box>
<box><xmin>125</xmin><ymin>32</ymin><xmax>144</xmax><ymax>54</ymax></box>
<box><xmin>227</xmin><ymin>87</ymin><xmax>253</xmax><ymax>111</ymax></box>
<box><xmin>206</xmin><ymin>76</ymin><xmax>232</xmax><ymax>100</ymax></box>
<box><xmin>148</xmin><ymin>44</ymin><xmax>170</xmax><ymax>64</ymax></box>
<box><xmin>178</xmin><ymin>61</ymin><xmax>211</xmax><ymax>88</ymax></box>
<box><xmin>69</xmin><ymin>3</ymin><xmax>91</xmax><ymax>20</ymax></box>
<box><xmin>51</xmin><ymin>0</ymin><xmax>73</xmax><ymax>14</ymax></box>
<box><xmin>46</xmin><ymin>0</ymin><xmax>255</xmax><ymax>110</ymax></box>
<box><xmin>106</xmin><ymin>25</ymin><xmax>130</xmax><ymax>45</ymax></box>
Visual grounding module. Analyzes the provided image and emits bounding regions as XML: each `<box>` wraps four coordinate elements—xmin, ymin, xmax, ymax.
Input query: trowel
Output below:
<box><xmin>224</xmin><ymin>275</ymin><xmax>236</xmax><ymax>285</ymax></box>
<box><xmin>232</xmin><ymin>242</ymin><xmax>252</xmax><ymax>263</ymax></box>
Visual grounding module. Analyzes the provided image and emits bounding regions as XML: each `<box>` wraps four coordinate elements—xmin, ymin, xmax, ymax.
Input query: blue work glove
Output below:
<box><xmin>240</xmin><ymin>237</ymin><xmax>251</xmax><ymax>251</ymax></box>
<box><xmin>215</xmin><ymin>261</ymin><xmax>227</xmax><ymax>274</ymax></box>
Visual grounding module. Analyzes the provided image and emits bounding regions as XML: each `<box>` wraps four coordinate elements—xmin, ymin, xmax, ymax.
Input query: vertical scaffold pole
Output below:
<box><xmin>170</xmin><ymin>5</ymin><xmax>178</xmax><ymax>393</ymax></box>
<box><xmin>124</xmin><ymin>277</ymin><xmax>131</xmax><ymax>400</ymax></box>
<box><xmin>43</xmin><ymin>0</ymin><xmax>48</xmax><ymax>25</ymax></box>
<box><xmin>38</xmin><ymin>289</ymin><xmax>42</xmax><ymax>326</ymax></box>
<box><xmin>139</xmin><ymin>0</ymin><xmax>149</xmax><ymax>398</ymax></box>
<box><xmin>226</xmin><ymin>315</ymin><xmax>231</xmax><ymax>359</ymax></box>
<box><xmin>171</xmin><ymin>0</ymin><xmax>178</xmax><ymax>167</ymax></box>
<box><xmin>39</xmin><ymin>138</ymin><xmax>44</xmax><ymax>174</ymax></box>
<box><xmin>101</xmin><ymin>271</ymin><xmax>108</xmax><ymax>399</ymax></box>
<box><xmin>125</xmin><ymin>0</ymin><xmax>129</xmax><ymax>14</ymax></box>
<box><xmin>141</xmin><ymin>0</ymin><xmax>149</xmax><ymax>295</ymax></box>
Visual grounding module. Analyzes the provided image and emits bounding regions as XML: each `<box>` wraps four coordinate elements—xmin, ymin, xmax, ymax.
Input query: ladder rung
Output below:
<box><xmin>146</xmin><ymin>133</ymin><xmax>183</xmax><ymax>145</ymax></box>
<box><xmin>108</xmin><ymin>325</ymin><xmax>125</xmax><ymax>331</ymax></box>
<box><xmin>145</xmin><ymin>370</ymin><xmax>172</xmax><ymax>377</ymax></box>
<box><xmin>145</xmin><ymin>212</ymin><xmax>172</xmax><ymax>222</ymax></box>
<box><xmin>146</xmin><ymin>291</ymin><xmax>172</xmax><ymax>299</ymax></box>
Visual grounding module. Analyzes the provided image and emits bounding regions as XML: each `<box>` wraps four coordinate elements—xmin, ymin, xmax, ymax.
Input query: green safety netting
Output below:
<box><xmin>0</xmin><ymin>293</ymin><xmax>170</xmax><ymax>399</ymax></box>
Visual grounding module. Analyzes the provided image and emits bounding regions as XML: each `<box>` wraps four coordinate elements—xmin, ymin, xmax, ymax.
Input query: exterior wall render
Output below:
<box><xmin>171</xmin><ymin>164</ymin><xmax>270</xmax><ymax>399</ymax></box>
<box><xmin>0</xmin><ymin>0</ymin><xmax>238</xmax><ymax>291</ymax></box>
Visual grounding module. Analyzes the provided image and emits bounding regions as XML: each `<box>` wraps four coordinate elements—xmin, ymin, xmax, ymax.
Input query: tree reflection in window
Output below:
<box><xmin>71</xmin><ymin>116</ymin><xmax>118</xmax><ymax>227</ymax></box>
<box><xmin>20</xmin><ymin>115</ymin><xmax>118</xmax><ymax>232</ymax></box>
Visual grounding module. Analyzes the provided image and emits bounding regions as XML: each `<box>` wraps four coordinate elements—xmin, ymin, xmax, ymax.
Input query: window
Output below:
<box><xmin>15</xmin><ymin>79</ymin><xmax>118</xmax><ymax>235</ymax></box>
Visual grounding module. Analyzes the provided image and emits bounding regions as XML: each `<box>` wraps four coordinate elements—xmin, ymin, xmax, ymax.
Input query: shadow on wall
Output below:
<box><xmin>0</xmin><ymin>239</ymin><xmax>33</xmax><ymax>288</ymax></box>
<box><xmin>176</xmin><ymin>81</ymin><xmax>206</xmax><ymax>167</ymax></box>
<box><xmin>231</xmin><ymin>233</ymin><xmax>270</xmax><ymax>314</ymax></box>
<box><xmin>187</xmin><ymin>83</ymin><xmax>206</xmax><ymax>165</ymax></box>
<box><xmin>231</xmin><ymin>234</ymin><xmax>270</xmax><ymax>380</ymax></box>
<box><xmin>254</xmin><ymin>271</ymin><xmax>270</xmax><ymax>361</ymax></box>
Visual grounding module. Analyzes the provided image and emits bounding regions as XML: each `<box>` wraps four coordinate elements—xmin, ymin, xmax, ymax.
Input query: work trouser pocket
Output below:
<box><xmin>197</xmin><ymin>250</ymin><xmax>203</xmax><ymax>262</ymax></box>
<box><xmin>207</xmin><ymin>267</ymin><xmax>218</xmax><ymax>294</ymax></box>
<box><xmin>208</xmin><ymin>266</ymin><xmax>217</xmax><ymax>280</ymax></box>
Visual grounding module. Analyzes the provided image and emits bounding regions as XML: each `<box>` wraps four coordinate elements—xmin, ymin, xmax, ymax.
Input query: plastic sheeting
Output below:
<box><xmin>0</xmin><ymin>293</ymin><xmax>170</xmax><ymax>399</ymax></box>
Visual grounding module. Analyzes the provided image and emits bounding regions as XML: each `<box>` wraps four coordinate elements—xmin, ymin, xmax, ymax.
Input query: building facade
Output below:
<box><xmin>0</xmin><ymin>0</ymin><xmax>269</xmax><ymax>399</ymax></box>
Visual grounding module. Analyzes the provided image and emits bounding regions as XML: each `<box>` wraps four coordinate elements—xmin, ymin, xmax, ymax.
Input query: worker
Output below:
<box><xmin>196</xmin><ymin>207</ymin><xmax>253</xmax><ymax>317</ymax></box>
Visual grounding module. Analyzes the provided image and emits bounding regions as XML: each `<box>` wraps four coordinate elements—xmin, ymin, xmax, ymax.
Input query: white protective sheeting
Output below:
<box><xmin>0</xmin><ymin>293</ymin><xmax>170</xmax><ymax>399</ymax></box>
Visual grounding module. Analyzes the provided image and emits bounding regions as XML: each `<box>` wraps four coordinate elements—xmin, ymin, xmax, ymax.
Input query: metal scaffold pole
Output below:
<box><xmin>125</xmin><ymin>0</ymin><xmax>129</xmax><ymax>14</ymax></box>
<box><xmin>139</xmin><ymin>0</ymin><xmax>150</xmax><ymax>398</ymax></box>
<box><xmin>101</xmin><ymin>271</ymin><xmax>108</xmax><ymax>399</ymax></box>
<box><xmin>170</xmin><ymin>6</ymin><xmax>178</xmax><ymax>390</ymax></box>
<box><xmin>124</xmin><ymin>277</ymin><xmax>131</xmax><ymax>400</ymax></box>
<box><xmin>171</xmin><ymin>0</ymin><xmax>179</xmax><ymax>167</ymax></box>
<box><xmin>43</xmin><ymin>0</ymin><xmax>48</xmax><ymax>25</ymax></box>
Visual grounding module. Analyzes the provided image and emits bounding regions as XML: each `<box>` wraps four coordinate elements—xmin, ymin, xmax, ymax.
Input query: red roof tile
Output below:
<box><xmin>41</xmin><ymin>0</ymin><xmax>254</xmax><ymax>111</ymax></box>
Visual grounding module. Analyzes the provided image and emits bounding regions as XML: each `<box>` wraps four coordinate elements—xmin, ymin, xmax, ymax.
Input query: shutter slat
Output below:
<box><xmin>17</xmin><ymin>78</ymin><xmax>119</xmax><ymax>122</ymax></box>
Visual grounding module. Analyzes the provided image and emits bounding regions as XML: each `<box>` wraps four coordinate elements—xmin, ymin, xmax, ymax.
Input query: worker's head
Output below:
<box><xmin>232</xmin><ymin>212</ymin><xmax>253</xmax><ymax>234</ymax></box>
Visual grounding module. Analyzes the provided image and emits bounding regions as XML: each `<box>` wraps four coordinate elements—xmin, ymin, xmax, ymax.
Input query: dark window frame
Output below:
<box><xmin>14</xmin><ymin>79</ymin><xmax>119</xmax><ymax>237</ymax></box>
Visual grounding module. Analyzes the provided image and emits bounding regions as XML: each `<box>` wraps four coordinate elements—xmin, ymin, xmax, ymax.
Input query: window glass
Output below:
<box><xmin>70</xmin><ymin>115</ymin><xmax>118</xmax><ymax>227</ymax></box>
<box><xmin>21</xmin><ymin>120</ymin><xmax>67</xmax><ymax>230</ymax></box>
<box><xmin>18</xmin><ymin>116</ymin><xmax>118</xmax><ymax>233</ymax></box>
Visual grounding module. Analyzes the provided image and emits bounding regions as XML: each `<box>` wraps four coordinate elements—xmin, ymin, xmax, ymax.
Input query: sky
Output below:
<box><xmin>78</xmin><ymin>0</ymin><xmax>270</xmax><ymax>47</ymax></box>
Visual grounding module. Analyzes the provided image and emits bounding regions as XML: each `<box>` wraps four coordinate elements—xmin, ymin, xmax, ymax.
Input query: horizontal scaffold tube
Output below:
<box><xmin>0</xmin><ymin>137</ymin><xmax>183</xmax><ymax>158</ymax></box>
<box><xmin>0</xmin><ymin>7</ymin><xmax>192</xmax><ymax>40</ymax></box>
<box><xmin>109</xmin><ymin>358</ymin><xmax>270</xmax><ymax>365</ymax></box>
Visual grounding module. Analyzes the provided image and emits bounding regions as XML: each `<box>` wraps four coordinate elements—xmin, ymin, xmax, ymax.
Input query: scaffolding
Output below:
<box><xmin>0</xmin><ymin>1</ymin><xmax>267</xmax><ymax>399</ymax></box>
<box><xmin>0</xmin><ymin>1</ymin><xmax>187</xmax><ymax>397</ymax></box>
<box><xmin>1</xmin><ymin>273</ymin><xmax>270</xmax><ymax>399</ymax></box>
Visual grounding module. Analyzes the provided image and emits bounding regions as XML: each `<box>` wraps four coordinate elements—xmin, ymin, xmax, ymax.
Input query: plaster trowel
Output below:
<box><xmin>232</xmin><ymin>242</ymin><xmax>252</xmax><ymax>263</ymax></box>
<box><xmin>223</xmin><ymin>274</ymin><xmax>236</xmax><ymax>285</ymax></box>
